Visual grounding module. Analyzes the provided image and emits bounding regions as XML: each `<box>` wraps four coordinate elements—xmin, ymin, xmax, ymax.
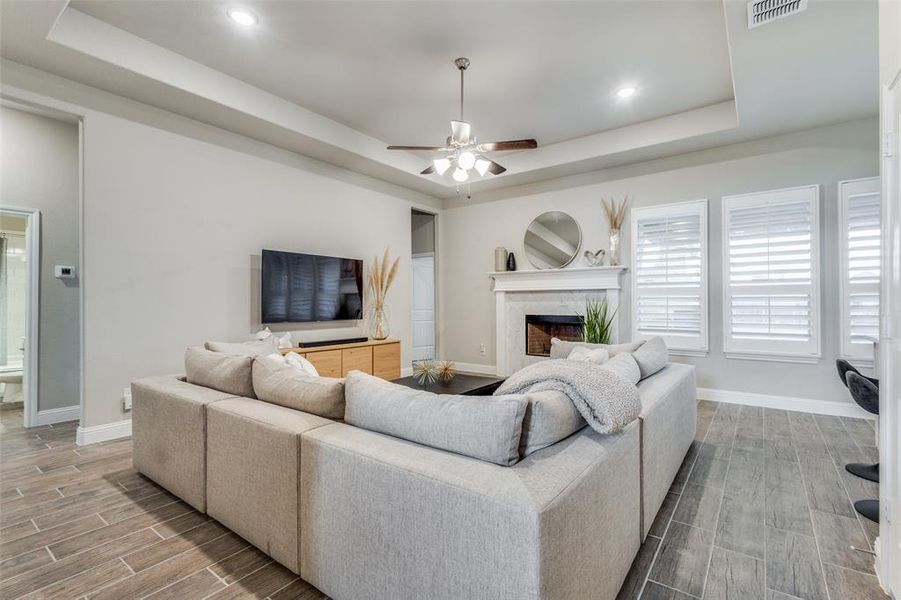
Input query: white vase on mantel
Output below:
<box><xmin>494</xmin><ymin>247</ymin><xmax>508</xmax><ymax>272</ymax></box>
<box><xmin>608</xmin><ymin>229</ymin><xmax>622</xmax><ymax>266</ymax></box>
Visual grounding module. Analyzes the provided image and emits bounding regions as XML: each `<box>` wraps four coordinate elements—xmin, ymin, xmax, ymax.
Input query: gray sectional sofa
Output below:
<box><xmin>132</xmin><ymin>346</ymin><xmax>696</xmax><ymax>600</ymax></box>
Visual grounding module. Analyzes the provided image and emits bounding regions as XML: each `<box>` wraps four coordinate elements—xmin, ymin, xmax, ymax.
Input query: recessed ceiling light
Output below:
<box><xmin>227</xmin><ymin>8</ymin><xmax>258</xmax><ymax>27</ymax></box>
<box><xmin>616</xmin><ymin>86</ymin><xmax>637</xmax><ymax>99</ymax></box>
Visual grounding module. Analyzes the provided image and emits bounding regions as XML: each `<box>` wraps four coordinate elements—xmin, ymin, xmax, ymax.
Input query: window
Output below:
<box><xmin>722</xmin><ymin>185</ymin><xmax>820</xmax><ymax>362</ymax></box>
<box><xmin>839</xmin><ymin>177</ymin><xmax>881</xmax><ymax>364</ymax></box>
<box><xmin>631</xmin><ymin>200</ymin><xmax>708</xmax><ymax>354</ymax></box>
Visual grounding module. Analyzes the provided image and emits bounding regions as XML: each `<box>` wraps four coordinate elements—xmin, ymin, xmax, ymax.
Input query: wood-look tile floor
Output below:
<box><xmin>617</xmin><ymin>400</ymin><xmax>887</xmax><ymax>600</ymax></box>
<box><xmin>0</xmin><ymin>401</ymin><xmax>887</xmax><ymax>599</ymax></box>
<box><xmin>0</xmin><ymin>405</ymin><xmax>326</xmax><ymax>600</ymax></box>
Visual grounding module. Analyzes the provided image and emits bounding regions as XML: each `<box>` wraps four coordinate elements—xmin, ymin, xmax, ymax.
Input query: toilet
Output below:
<box><xmin>0</xmin><ymin>370</ymin><xmax>24</xmax><ymax>405</ymax></box>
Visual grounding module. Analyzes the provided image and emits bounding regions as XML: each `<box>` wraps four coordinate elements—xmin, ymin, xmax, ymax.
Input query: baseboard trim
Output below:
<box><xmin>697</xmin><ymin>387</ymin><xmax>873</xmax><ymax>419</ymax></box>
<box><xmin>36</xmin><ymin>405</ymin><xmax>81</xmax><ymax>426</ymax></box>
<box><xmin>76</xmin><ymin>419</ymin><xmax>132</xmax><ymax>446</ymax></box>
<box><xmin>452</xmin><ymin>362</ymin><xmax>499</xmax><ymax>376</ymax></box>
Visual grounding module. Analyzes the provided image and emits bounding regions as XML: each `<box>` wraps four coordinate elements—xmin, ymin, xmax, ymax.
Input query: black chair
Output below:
<box><xmin>836</xmin><ymin>358</ymin><xmax>878</xmax><ymax>388</ymax></box>
<box><xmin>835</xmin><ymin>360</ymin><xmax>879</xmax><ymax>483</ymax></box>
<box><xmin>845</xmin><ymin>371</ymin><xmax>880</xmax><ymax>523</ymax></box>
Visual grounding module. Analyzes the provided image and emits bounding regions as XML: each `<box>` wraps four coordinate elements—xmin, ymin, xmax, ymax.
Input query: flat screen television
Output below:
<box><xmin>261</xmin><ymin>249</ymin><xmax>363</xmax><ymax>323</ymax></box>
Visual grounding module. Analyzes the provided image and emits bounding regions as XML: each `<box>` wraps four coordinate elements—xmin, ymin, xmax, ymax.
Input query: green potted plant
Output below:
<box><xmin>581</xmin><ymin>297</ymin><xmax>617</xmax><ymax>344</ymax></box>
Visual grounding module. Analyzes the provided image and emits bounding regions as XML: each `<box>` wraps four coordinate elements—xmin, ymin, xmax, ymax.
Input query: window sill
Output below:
<box><xmin>724</xmin><ymin>352</ymin><xmax>820</xmax><ymax>365</ymax></box>
<box><xmin>669</xmin><ymin>349</ymin><xmax>709</xmax><ymax>358</ymax></box>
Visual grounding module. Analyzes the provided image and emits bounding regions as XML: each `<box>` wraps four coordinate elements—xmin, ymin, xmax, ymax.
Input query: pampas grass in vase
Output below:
<box><xmin>602</xmin><ymin>195</ymin><xmax>629</xmax><ymax>266</ymax></box>
<box><xmin>367</xmin><ymin>247</ymin><xmax>399</xmax><ymax>340</ymax></box>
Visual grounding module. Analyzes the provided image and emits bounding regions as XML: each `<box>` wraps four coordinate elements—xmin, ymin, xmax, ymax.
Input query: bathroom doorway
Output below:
<box><xmin>0</xmin><ymin>208</ymin><xmax>39</xmax><ymax>426</ymax></box>
<box><xmin>411</xmin><ymin>210</ymin><xmax>436</xmax><ymax>362</ymax></box>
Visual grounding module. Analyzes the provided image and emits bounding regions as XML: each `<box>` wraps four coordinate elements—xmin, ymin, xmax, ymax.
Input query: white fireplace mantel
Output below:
<box><xmin>489</xmin><ymin>266</ymin><xmax>627</xmax><ymax>293</ymax></box>
<box><xmin>488</xmin><ymin>266</ymin><xmax>628</xmax><ymax>375</ymax></box>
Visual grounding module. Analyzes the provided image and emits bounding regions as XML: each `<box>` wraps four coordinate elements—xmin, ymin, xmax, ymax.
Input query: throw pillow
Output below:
<box><xmin>255</xmin><ymin>327</ymin><xmax>293</xmax><ymax>348</ymax></box>
<box><xmin>344</xmin><ymin>371</ymin><xmax>528</xmax><ymax>466</ymax></box>
<box><xmin>598</xmin><ymin>352</ymin><xmax>641</xmax><ymax>386</ymax></box>
<box><xmin>549</xmin><ymin>338</ymin><xmax>646</xmax><ymax>359</ymax></box>
<box><xmin>632</xmin><ymin>336</ymin><xmax>668</xmax><ymax>379</ymax></box>
<box><xmin>185</xmin><ymin>347</ymin><xmax>255</xmax><ymax>398</ymax></box>
<box><xmin>566</xmin><ymin>346</ymin><xmax>610</xmax><ymax>364</ymax></box>
<box><xmin>205</xmin><ymin>337</ymin><xmax>279</xmax><ymax>357</ymax></box>
<box><xmin>519</xmin><ymin>390</ymin><xmax>587</xmax><ymax>457</ymax></box>
<box><xmin>252</xmin><ymin>355</ymin><xmax>344</xmax><ymax>419</ymax></box>
<box><xmin>284</xmin><ymin>351</ymin><xmax>319</xmax><ymax>376</ymax></box>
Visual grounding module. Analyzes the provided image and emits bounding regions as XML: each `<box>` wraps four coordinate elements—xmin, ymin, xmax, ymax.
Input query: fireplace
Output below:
<box><xmin>525</xmin><ymin>315</ymin><xmax>583</xmax><ymax>357</ymax></box>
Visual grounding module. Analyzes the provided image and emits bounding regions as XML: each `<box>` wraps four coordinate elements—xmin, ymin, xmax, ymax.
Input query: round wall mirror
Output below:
<box><xmin>523</xmin><ymin>211</ymin><xmax>582</xmax><ymax>269</ymax></box>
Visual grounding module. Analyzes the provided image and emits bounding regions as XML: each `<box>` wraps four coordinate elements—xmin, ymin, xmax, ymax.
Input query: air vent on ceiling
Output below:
<box><xmin>747</xmin><ymin>0</ymin><xmax>808</xmax><ymax>28</ymax></box>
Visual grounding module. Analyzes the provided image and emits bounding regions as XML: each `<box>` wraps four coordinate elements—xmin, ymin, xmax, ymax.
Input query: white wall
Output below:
<box><xmin>79</xmin><ymin>112</ymin><xmax>437</xmax><ymax>426</ymax></box>
<box><xmin>2</xmin><ymin>64</ymin><xmax>440</xmax><ymax>428</ymax></box>
<box><xmin>440</xmin><ymin>118</ymin><xmax>879</xmax><ymax>405</ymax></box>
<box><xmin>0</xmin><ymin>106</ymin><xmax>80</xmax><ymax>411</ymax></box>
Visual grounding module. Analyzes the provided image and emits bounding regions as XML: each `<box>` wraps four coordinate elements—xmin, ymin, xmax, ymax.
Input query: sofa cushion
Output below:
<box><xmin>252</xmin><ymin>355</ymin><xmax>344</xmax><ymax>419</ymax></box>
<box><xmin>549</xmin><ymin>338</ymin><xmax>645</xmax><ymax>359</ymax></box>
<box><xmin>184</xmin><ymin>347</ymin><xmax>255</xmax><ymax>398</ymax></box>
<box><xmin>132</xmin><ymin>375</ymin><xmax>237</xmax><ymax>512</ymax></box>
<box><xmin>343</xmin><ymin>371</ymin><xmax>528</xmax><ymax>466</ymax></box>
<box><xmin>205</xmin><ymin>337</ymin><xmax>279</xmax><ymax>357</ymax></box>
<box><xmin>566</xmin><ymin>346</ymin><xmax>610</xmax><ymax>364</ymax></box>
<box><xmin>632</xmin><ymin>336</ymin><xmax>669</xmax><ymax>379</ymax></box>
<box><xmin>598</xmin><ymin>352</ymin><xmax>641</xmax><ymax>385</ymax></box>
<box><xmin>207</xmin><ymin>398</ymin><xmax>332</xmax><ymax>574</ymax></box>
<box><xmin>520</xmin><ymin>390</ymin><xmax>586</xmax><ymax>456</ymax></box>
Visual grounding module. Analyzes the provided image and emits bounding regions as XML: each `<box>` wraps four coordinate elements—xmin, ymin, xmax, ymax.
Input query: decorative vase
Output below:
<box><xmin>506</xmin><ymin>252</ymin><xmax>517</xmax><ymax>271</ymax></box>
<box><xmin>608</xmin><ymin>229</ymin><xmax>621</xmax><ymax>266</ymax></box>
<box><xmin>368</xmin><ymin>304</ymin><xmax>390</xmax><ymax>340</ymax></box>
<box><xmin>494</xmin><ymin>247</ymin><xmax>508</xmax><ymax>272</ymax></box>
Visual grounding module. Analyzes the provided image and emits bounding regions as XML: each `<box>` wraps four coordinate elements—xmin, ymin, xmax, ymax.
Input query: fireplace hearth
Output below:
<box><xmin>525</xmin><ymin>315</ymin><xmax>583</xmax><ymax>357</ymax></box>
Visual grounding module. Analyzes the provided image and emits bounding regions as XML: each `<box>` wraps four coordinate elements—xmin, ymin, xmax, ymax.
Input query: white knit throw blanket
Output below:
<box><xmin>495</xmin><ymin>359</ymin><xmax>641</xmax><ymax>435</ymax></box>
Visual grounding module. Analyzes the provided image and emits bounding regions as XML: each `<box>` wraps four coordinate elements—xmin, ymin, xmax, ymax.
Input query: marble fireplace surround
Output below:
<box><xmin>489</xmin><ymin>267</ymin><xmax>628</xmax><ymax>376</ymax></box>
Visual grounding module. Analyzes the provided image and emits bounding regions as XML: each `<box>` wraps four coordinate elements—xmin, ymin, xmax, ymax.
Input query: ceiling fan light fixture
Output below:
<box><xmin>433</xmin><ymin>157</ymin><xmax>452</xmax><ymax>175</ymax></box>
<box><xmin>385</xmin><ymin>58</ymin><xmax>538</xmax><ymax>186</ymax></box>
<box><xmin>457</xmin><ymin>150</ymin><xmax>476</xmax><ymax>171</ymax></box>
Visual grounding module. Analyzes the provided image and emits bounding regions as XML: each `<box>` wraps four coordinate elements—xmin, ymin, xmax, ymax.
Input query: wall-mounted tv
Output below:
<box><xmin>261</xmin><ymin>249</ymin><xmax>363</xmax><ymax>323</ymax></box>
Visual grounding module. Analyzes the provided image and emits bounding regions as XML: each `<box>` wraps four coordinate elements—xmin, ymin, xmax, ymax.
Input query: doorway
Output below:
<box><xmin>0</xmin><ymin>208</ymin><xmax>39</xmax><ymax>426</ymax></box>
<box><xmin>411</xmin><ymin>210</ymin><xmax>436</xmax><ymax>361</ymax></box>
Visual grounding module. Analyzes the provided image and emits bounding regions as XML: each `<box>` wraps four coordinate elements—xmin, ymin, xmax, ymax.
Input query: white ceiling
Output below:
<box><xmin>69</xmin><ymin>0</ymin><xmax>735</xmax><ymax>147</ymax></box>
<box><xmin>0</xmin><ymin>0</ymin><xmax>879</xmax><ymax>200</ymax></box>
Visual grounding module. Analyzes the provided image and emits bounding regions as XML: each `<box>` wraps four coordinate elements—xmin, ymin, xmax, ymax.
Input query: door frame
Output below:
<box><xmin>878</xmin><ymin>75</ymin><xmax>901</xmax><ymax>596</ymax></box>
<box><xmin>1</xmin><ymin>207</ymin><xmax>41</xmax><ymax>428</ymax></box>
<box><xmin>410</xmin><ymin>208</ymin><xmax>439</xmax><ymax>363</ymax></box>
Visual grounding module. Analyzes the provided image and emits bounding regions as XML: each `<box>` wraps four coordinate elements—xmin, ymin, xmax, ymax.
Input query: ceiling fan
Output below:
<box><xmin>387</xmin><ymin>57</ymin><xmax>538</xmax><ymax>182</ymax></box>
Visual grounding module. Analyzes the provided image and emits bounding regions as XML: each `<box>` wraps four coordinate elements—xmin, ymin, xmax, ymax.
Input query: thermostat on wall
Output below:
<box><xmin>54</xmin><ymin>265</ymin><xmax>76</xmax><ymax>279</ymax></box>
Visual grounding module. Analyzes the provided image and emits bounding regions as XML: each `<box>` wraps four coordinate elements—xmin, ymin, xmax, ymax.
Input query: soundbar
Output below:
<box><xmin>296</xmin><ymin>337</ymin><xmax>369</xmax><ymax>348</ymax></box>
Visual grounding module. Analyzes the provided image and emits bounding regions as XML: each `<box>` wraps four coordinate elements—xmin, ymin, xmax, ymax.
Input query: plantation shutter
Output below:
<box><xmin>631</xmin><ymin>200</ymin><xmax>707</xmax><ymax>352</ymax></box>
<box><xmin>840</xmin><ymin>178</ymin><xmax>881</xmax><ymax>362</ymax></box>
<box><xmin>722</xmin><ymin>185</ymin><xmax>820</xmax><ymax>361</ymax></box>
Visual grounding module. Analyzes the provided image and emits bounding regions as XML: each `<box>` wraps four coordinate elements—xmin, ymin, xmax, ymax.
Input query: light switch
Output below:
<box><xmin>54</xmin><ymin>265</ymin><xmax>76</xmax><ymax>279</ymax></box>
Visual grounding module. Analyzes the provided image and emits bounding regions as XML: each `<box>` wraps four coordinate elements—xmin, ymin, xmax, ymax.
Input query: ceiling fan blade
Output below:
<box><xmin>420</xmin><ymin>164</ymin><xmax>436</xmax><ymax>175</ymax></box>
<box><xmin>450</xmin><ymin>120</ymin><xmax>471</xmax><ymax>145</ymax></box>
<box><xmin>477</xmin><ymin>139</ymin><xmax>538</xmax><ymax>152</ymax></box>
<box><xmin>387</xmin><ymin>145</ymin><xmax>447</xmax><ymax>151</ymax></box>
<box><xmin>487</xmin><ymin>160</ymin><xmax>507</xmax><ymax>175</ymax></box>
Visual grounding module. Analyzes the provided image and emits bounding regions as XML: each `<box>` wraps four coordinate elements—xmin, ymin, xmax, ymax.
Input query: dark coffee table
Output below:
<box><xmin>392</xmin><ymin>373</ymin><xmax>506</xmax><ymax>396</ymax></box>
